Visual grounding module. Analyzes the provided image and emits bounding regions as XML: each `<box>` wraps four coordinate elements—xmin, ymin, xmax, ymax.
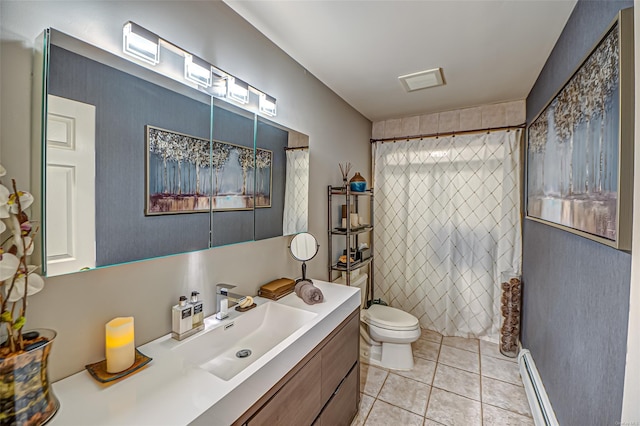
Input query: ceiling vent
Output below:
<box><xmin>398</xmin><ymin>68</ymin><xmax>444</xmax><ymax>92</ymax></box>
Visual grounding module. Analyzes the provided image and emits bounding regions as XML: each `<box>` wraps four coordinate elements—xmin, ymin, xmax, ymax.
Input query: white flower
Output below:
<box><xmin>0</xmin><ymin>184</ymin><xmax>10</xmax><ymax>218</ymax></box>
<box><xmin>0</xmin><ymin>165</ymin><xmax>6</xmax><ymax>177</ymax></box>
<box><xmin>7</xmin><ymin>190</ymin><xmax>33</xmax><ymax>214</ymax></box>
<box><xmin>14</xmin><ymin>236</ymin><xmax>34</xmax><ymax>257</ymax></box>
<box><xmin>0</xmin><ymin>252</ymin><xmax>19</xmax><ymax>281</ymax></box>
<box><xmin>6</xmin><ymin>265</ymin><xmax>44</xmax><ymax>302</ymax></box>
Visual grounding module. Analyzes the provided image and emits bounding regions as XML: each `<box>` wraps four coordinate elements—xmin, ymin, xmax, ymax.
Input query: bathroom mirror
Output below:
<box><xmin>289</xmin><ymin>232</ymin><xmax>319</xmax><ymax>284</ymax></box>
<box><xmin>32</xmin><ymin>29</ymin><xmax>309</xmax><ymax>277</ymax></box>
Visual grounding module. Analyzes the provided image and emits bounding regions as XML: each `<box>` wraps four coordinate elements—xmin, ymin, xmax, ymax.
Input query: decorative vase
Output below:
<box><xmin>349</xmin><ymin>172</ymin><xmax>367</xmax><ymax>192</ymax></box>
<box><xmin>0</xmin><ymin>329</ymin><xmax>59</xmax><ymax>425</ymax></box>
<box><xmin>499</xmin><ymin>273</ymin><xmax>522</xmax><ymax>358</ymax></box>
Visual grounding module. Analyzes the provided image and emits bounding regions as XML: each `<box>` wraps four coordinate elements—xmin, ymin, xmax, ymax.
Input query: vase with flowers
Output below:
<box><xmin>0</xmin><ymin>165</ymin><xmax>58</xmax><ymax>425</ymax></box>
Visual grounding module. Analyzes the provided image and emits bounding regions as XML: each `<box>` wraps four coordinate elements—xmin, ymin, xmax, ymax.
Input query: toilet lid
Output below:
<box><xmin>363</xmin><ymin>304</ymin><xmax>419</xmax><ymax>331</ymax></box>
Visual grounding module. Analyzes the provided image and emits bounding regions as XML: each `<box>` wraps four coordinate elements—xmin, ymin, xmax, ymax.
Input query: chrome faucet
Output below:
<box><xmin>215</xmin><ymin>283</ymin><xmax>246</xmax><ymax>319</ymax></box>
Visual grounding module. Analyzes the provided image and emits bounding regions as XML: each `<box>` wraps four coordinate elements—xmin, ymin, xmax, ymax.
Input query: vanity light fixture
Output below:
<box><xmin>227</xmin><ymin>77</ymin><xmax>249</xmax><ymax>104</ymax></box>
<box><xmin>184</xmin><ymin>54</ymin><xmax>212</xmax><ymax>88</ymax></box>
<box><xmin>121</xmin><ymin>21</ymin><xmax>276</xmax><ymax>115</ymax></box>
<box><xmin>259</xmin><ymin>93</ymin><xmax>277</xmax><ymax>117</ymax></box>
<box><xmin>211</xmin><ymin>67</ymin><xmax>228</xmax><ymax>98</ymax></box>
<box><xmin>122</xmin><ymin>21</ymin><xmax>160</xmax><ymax>65</ymax></box>
<box><xmin>212</xmin><ymin>78</ymin><xmax>227</xmax><ymax>98</ymax></box>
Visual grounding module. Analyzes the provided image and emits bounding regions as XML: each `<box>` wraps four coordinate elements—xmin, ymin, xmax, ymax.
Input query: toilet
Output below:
<box><xmin>336</xmin><ymin>272</ymin><xmax>421</xmax><ymax>370</ymax></box>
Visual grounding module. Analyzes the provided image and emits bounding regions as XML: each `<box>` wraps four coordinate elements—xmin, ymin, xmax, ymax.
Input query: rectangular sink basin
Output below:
<box><xmin>172</xmin><ymin>301</ymin><xmax>317</xmax><ymax>381</ymax></box>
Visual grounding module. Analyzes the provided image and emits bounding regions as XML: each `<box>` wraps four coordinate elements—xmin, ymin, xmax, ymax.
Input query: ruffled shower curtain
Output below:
<box><xmin>283</xmin><ymin>148</ymin><xmax>309</xmax><ymax>235</ymax></box>
<box><xmin>373</xmin><ymin>129</ymin><xmax>522</xmax><ymax>339</ymax></box>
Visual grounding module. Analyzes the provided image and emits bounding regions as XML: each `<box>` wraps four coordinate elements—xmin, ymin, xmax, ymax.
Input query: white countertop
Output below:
<box><xmin>49</xmin><ymin>280</ymin><xmax>360</xmax><ymax>426</ymax></box>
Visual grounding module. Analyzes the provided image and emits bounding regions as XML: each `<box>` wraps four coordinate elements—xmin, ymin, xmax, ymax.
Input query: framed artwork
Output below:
<box><xmin>145</xmin><ymin>125</ymin><xmax>272</xmax><ymax>214</ymax></box>
<box><xmin>526</xmin><ymin>8</ymin><xmax>633</xmax><ymax>250</ymax></box>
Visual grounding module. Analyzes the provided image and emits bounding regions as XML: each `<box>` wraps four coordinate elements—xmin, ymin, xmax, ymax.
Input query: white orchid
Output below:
<box><xmin>7</xmin><ymin>190</ymin><xmax>34</xmax><ymax>214</ymax></box>
<box><xmin>0</xmin><ymin>163</ymin><xmax>44</xmax><ymax>353</ymax></box>
<box><xmin>6</xmin><ymin>265</ymin><xmax>44</xmax><ymax>303</ymax></box>
<box><xmin>0</xmin><ymin>251</ymin><xmax>20</xmax><ymax>281</ymax></box>
<box><xmin>0</xmin><ymin>184</ymin><xmax>10</xmax><ymax>219</ymax></box>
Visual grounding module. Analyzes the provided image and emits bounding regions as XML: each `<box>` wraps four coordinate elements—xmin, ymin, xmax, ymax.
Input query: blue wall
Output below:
<box><xmin>49</xmin><ymin>45</ymin><xmax>287</xmax><ymax>265</ymax></box>
<box><xmin>523</xmin><ymin>1</ymin><xmax>633</xmax><ymax>424</ymax></box>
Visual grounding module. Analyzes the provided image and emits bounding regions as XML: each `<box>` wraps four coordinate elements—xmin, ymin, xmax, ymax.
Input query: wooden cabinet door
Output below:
<box><xmin>248</xmin><ymin>354</ymin><xmax>322</xmax><ymax>425</ymax></box>
<box><xmin>321</xmin><ymin>314</ymin><xmax>359</xmax><ymax>403</ymax></box>
<box><xmin>318</xmin><ymin>363</ymin><xmax>358</xmax><ymax>426</ymax></box>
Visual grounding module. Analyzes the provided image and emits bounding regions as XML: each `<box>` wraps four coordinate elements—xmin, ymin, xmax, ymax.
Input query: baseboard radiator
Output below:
<box><xmin>518</xmin><ymin>349</ymin><xmax>559</xmax><ymax>426</ymax></box>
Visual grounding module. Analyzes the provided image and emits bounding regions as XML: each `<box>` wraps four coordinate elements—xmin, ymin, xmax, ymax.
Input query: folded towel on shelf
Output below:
<box><xmin>294</xmin><ymin>280</ymin><xmax>324</xmax><ymax>305</ymax></box>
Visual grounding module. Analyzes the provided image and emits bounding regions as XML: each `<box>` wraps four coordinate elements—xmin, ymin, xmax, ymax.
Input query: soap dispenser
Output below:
<box><xmin>172</xmin><ymin>296</ymin><xmax>194</xmax><ymax>340</ymax></box>
<box><xmin>191</xmin><ymin>291</ymin><xmax>204</xmax><ymax>332</ymax></box>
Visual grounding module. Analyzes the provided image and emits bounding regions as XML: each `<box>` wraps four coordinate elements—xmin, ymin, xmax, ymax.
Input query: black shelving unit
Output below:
<box><xmin>328</xmin><ymin>185</ymin><xmax>374</xmax><ymax>292</ymax></box>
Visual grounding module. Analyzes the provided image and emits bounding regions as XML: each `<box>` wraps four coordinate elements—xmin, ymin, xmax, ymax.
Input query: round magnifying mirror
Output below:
<box><xmin>289</xmin><ymin>232</ymin><xmax>319</xmax><ymax>262</ymax></box>
<box><xmin>289</xmin><ymin>233</ymin><xmax>319</xmax><ymax>284</ymax></box>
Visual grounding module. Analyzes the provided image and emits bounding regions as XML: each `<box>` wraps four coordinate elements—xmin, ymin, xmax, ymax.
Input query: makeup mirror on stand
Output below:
<box><xmin>289</xmin><ymin>232</ymin><xmax>319</xmax><ymax>285</ymax></box>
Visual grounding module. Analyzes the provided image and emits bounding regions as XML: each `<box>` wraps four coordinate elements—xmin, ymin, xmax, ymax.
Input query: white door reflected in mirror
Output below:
<box><xmin>46</xmin><ymin>95</ymin><xmax>96</xmax><ymax>276</ymax></box>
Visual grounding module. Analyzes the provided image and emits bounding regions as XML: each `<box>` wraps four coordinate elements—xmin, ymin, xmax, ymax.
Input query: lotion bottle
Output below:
<box><xmin>191</xmin><ymin>291</ymin><xmax>204</xmax><ymax>331</ymax></box>
<box><xmin>172</xmin><ymin>296</ymin><xmax>193</xmax><ymax>340</ymax></box>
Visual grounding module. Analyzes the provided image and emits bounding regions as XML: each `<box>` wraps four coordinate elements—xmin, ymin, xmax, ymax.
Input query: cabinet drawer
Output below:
<box><xmin>248</xmin><ymin>353</ymin><xmax>322</xmax><ymax>425</ymax></box>
<box><xmin>321</xmin><ymin>313</ymin><xmax>359</xmax><ymax>402</ymax></box>
<box><xmin>317</xmin><ymin>362</ymin><xmax>358</xmax><ymax>426</ymax></box>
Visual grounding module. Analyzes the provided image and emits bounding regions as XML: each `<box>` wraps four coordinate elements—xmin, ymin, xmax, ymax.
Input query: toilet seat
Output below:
<box><xmin>363</xmin><ymin>304</ymin><xmax>419</xmax><ymax>331</ymax></box>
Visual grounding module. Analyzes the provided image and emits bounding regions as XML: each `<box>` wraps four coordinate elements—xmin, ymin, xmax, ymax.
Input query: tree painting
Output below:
<box><xmin>527</xmin><ymin>24</ymin><xmax>620</xmax><ymax>241</ymax></box>
<box><xmin>146</xmin><ymin>126</ymin><xmax>272</xmax><ymax>214</ymax></box>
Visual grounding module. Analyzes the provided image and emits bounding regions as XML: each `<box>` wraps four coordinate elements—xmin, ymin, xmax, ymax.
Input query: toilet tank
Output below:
<box><xmin>333</xmin><ymin>273</ymin><xmax>368</xmax><ymax>309</ymax></box>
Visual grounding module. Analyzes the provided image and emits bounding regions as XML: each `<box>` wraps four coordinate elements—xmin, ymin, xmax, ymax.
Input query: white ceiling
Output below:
<box><xmin>223</xmin><ymin>0</ymin><xmax>577</xmax><ymax>122</ymax></box>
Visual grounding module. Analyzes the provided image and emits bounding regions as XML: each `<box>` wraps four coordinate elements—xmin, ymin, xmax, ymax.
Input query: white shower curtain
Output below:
<box><xmin>373</xmin><ymin>129</ymin><xmax>522</xmax><ymax>339</ymax></box>
<box><xmin>283</xmin><ymin>148</ymin><xmax>309</xmax><ymax>235</ymax></box>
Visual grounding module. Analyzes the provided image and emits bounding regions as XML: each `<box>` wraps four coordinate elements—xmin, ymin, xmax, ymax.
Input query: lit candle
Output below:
<box><xmin>105</xmin><ymin>317</ymin><xmax>135</xmax><ymax>373</ymax></box>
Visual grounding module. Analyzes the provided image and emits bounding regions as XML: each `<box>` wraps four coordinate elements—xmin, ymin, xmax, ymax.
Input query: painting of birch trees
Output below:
<box><xmin>146</xmin><ymin>126</ymin><xmax>272</xmax><ymax>214</ymax></box>
<box><xmin>527</xmin><ymin>24</ymin><xmax>620</xmax><ymax>241</ymax></box>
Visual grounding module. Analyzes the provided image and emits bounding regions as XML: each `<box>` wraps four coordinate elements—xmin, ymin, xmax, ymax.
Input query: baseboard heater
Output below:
<box><xmin>518</xmin><ymin>349</ymin><xmax>559</xmax><ymax>426</ymax></box>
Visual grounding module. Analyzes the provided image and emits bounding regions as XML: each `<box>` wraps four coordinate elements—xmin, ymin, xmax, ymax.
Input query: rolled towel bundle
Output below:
<box><xmin>294</xmin><ymin>280</ymin><xmax>324</xmax><ymax>305</ymax></box>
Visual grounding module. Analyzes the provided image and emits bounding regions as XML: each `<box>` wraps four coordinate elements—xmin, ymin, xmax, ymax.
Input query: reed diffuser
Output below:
<box><xmin>339</xmin><ymin>162</ymin><xmax>352</xmax><ymax>188</ymax></box>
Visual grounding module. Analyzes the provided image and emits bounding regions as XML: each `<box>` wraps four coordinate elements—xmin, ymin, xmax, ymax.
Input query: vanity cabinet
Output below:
<box><xmin>235</xmin><ymin>308</ymin><xmax>360</xmax><ymax>426</ymax></box>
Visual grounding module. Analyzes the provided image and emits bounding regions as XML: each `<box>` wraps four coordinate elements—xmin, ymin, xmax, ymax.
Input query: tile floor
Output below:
<box><xmin>353</xmin><ymin>330</ymin><xmax>533</xmax><ymax>426</ymax></box>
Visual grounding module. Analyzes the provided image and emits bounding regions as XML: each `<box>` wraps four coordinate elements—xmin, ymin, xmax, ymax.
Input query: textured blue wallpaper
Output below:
<box><xmin>49</xmin><ymin>46</ymin><xmax>287</xmax><ymax>265</ymax></box>
<box><xmin>523</xmin><ymin>2</ymin><xmax>633</xmax><ymax>424</ymax></box>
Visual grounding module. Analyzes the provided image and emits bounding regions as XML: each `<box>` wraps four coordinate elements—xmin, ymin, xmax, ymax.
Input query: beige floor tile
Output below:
<box><xmin>421</xmin><ymin>328</ymin><xmax>443</xmax><ymax>344</ymax></box>
<box><xmin>426</xmin><ymin>388</ymin><xmax>482</xmax><ymax>426</ymax></box>
<box><xmin>480</xmin><ymin>339</ymin><xmax>518</xmax><ymax>363</ymax></box>
<box><xmin>482</xmin><ymin>377</ymin><xmax>532</xmax><ymax>417</ymax></box>
<box><xmin>360</xmin><ymin>363</ymin><xmax>388</xmax><ymax>397</ymax></box>
<box><xmin>360</xmin><ymin>355</ymin><xmax>388</xmax><ymax>370</ymax></box>
<box><xmin>377</xmin><ymin>373</ymin><xmax>431</xmax><ymax>415</ymax></box>
<box><xmin>351</xmin><ymin>393</ymin><xmax>375</xmax><ymax>426</ymax></box>
<box><xmin>438</xmin><ymin>345</ymin><xmax>479</xmax><ymax>374</ymax></box>
<box><xmin>482</xmin><ymin>403</ymin><xmax>534</xmax><ymax>425</ymax></box>
<box><xmin>413</xmin><ymin>338</ymin><xmax>441</xmax><ymax>362</ymax></box>
<box><xmin>481</xmin><ymin>355</ymin><xmax>523</xmax><ymax>386</ymax></box>
<box><xmin>364</xmin><ymin>399</ymin><xmax>424</xmax><ymax>426</ymax></box>
<box><xmin>395</xmin><ymin>356</ymin><xmax>437</xmax><ymax>384</ymax></box>
<box><xmin>432</xmin><ymin>363</ymin><xmax>480</xmax><ymax>401</ymax></box>
<box><xmin>442</xmin><ymin>336</ymin><xmax>479</xmax><ymax>353</ymax></box>
<box><xmin>424</xmin><ymin>420</ymin><xmax>446</xmax><ymax>426</ymax></box>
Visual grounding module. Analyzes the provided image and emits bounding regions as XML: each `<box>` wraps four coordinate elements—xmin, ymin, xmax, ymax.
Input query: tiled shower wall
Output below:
<box><xmin>371</xmin><ymin>100</ymin><xmax>525</xmax><ymax>139</ymax></box>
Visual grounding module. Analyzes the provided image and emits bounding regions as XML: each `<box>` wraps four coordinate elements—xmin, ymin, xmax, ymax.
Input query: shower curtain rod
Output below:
<box><xmin>370</xmin><ymin>123</ymin><xmax>526</xmax><ymax>144</ymax></box>
<box><xmin>284</xmin><ymin>146</ymin><xmax>309</xmax><ymax>151</ymax></box>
